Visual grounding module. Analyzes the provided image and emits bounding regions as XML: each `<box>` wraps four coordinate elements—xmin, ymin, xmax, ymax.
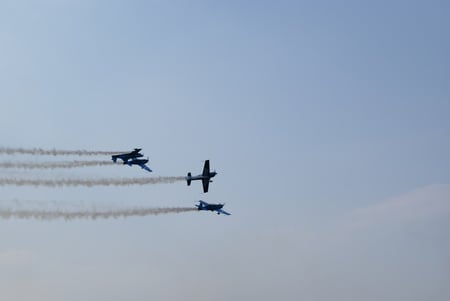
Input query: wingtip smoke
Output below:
<box><xmin>0</xmin><ymin>160</ymin><xmax>117</xmax><ymax>169</ymax></box>
<box><xmin>0</xmin><ymin>207</ymin><xmax>197</xmax><ymax>220</ymax></box>
<box><xmin>0</xmin><ymin>176</ymin><xmax>186</xmax><ymax>187</ymax></box>
<box><xmin>0</xmin><ymin>147</ymin><xmax>124</xmax><ymax>156</ymax></box>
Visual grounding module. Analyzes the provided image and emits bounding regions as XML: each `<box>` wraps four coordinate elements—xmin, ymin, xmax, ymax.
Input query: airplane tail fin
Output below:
<box><xmin>196</xmin><ymin>201</ymin><xmax>204</xmax><ymax>210</ymax></box>
<box><xmin>187</xmin><ymin>172</ymin><xmax>191</xmax><ymax>186</ymax></box>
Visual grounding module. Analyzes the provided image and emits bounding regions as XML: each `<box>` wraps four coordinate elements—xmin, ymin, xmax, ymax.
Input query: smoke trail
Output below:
<box><xmin>0</xmin><ymin>207</ymin><xmax>197</xmax><ymax>220</ymax></box>
<box><xmin>0</xmin><ymin>160</ymin><xmax>117</xmax><ymax>169</ymax></box>
<box><xmin>0</xmin><ymin>177</ymin><xmax>185</xmax><ymax>187</ymax></box>
<box><xmin>0</xmin><ymin>147</ymin><xmax>125</xmax><ymax>156</ymax></box>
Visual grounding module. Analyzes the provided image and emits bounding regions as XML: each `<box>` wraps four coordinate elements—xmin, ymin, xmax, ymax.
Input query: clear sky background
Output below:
<box><xmin>0</xmin><ymin>1</ymin><xmax>449</xmax><ymax>300</ymax></box>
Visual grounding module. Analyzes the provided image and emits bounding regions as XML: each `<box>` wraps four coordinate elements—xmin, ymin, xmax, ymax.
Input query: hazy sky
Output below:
<box><xmin>1</xmin><ymin>1</ymin><xmax>449</xmax><ymax>300</ymax></box>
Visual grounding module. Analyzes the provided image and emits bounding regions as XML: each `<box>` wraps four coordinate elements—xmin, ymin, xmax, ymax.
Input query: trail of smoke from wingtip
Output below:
<box><xmin>0</xmin><ymin>160</ymin><xmax>117</xmax><ymax>169</ymax></box>
<box><xmin>0</xmin><ymin>207</ymin><xmax>197</xmax><ymax>220</ymax></box>
<box><xmin>0</xmin><ymin>176</ymin><xmax>186</xmax><ymax>187</ymax></box>
<box><xmin>0</xmin><ymin>147</ymin><xmax>124</xmax><ymax>156</ymax></box>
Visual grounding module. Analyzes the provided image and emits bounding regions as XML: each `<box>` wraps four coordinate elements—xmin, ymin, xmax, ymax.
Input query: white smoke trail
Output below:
<box><xmin>0</xmin><ymin>207</ymin><xmax>197</xmax><ymax>220</ymax></box>
<box><xmin>0</xmin><ymin>176</ymin><xmax>185</xmax><ymax>187</ymax></box>
<box><xmin>0</xmin><ymin>160</ymin><xmax>117</xmax><ymax>169</ymax></box>
<box><xmin>0</xmin><ymin>147</ymin><xmax>125</xmax><ymax>156</ymax></box>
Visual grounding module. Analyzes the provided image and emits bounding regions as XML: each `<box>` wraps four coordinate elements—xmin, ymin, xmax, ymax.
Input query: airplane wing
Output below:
<box><xmin>202</xmin><ymin>160</ymin><xmax>210</xmax><ymax>176</ymax></box>
<box><xmin>139</xmin><ymin>163</ymin><xmax>152</xmax><ymax>173</ymax></box>
<box><xmin>217</xmin><ymin>209</ymin><xmax>231</xmax><ymax>216</ymax></box>
<box><xmin>202</xmin><ymin>178</ymin><xmax>209</xmax><ymax>193</ymax></box>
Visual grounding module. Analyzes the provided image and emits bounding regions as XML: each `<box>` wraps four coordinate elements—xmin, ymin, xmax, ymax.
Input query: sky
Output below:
<box><xmin>0</xmin><ymin>0</ymin><xmax>449</xmax><ymax>300</ymax></box>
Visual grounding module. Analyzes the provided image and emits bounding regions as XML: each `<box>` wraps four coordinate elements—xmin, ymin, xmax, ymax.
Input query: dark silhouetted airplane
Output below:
<box><xmin>196</xmin><ymin>200</ymin><xmax>230</xmax><ymax>215</ymax></box>
<box><xmin>186</xmin><ymin>160</ymin><xmax>217</xmax><ymax>193</ymax></box>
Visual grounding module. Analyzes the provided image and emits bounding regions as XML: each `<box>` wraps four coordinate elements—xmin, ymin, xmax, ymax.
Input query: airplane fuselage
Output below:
<box><xmin>186</xmin><ymin>172</ymin><xmax>217</xmax><ymax>182</ymax></box>
<box><xmin>203</xmin><ymin>204</ymin><xmax>224</xmax><ymax>211</ymax></box>
<box><xmin>112</xmin><ymin>153</ymin><xmax>143</xmax><ymax>163</ymax></box>
<box><xmin>197</xmin><ymin>203</ymin><xmax>224</xmax><ymax>211</ymax></box>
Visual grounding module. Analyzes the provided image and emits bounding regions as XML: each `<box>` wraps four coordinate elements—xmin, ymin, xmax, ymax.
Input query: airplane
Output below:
<box><xmin>125</xmin><ymin>157</ymin><xmax>152</xmax><ymax>172</ymax></box>
<box><xmin>196</xmin><ymin>200</ymin><xmax>231</xmax><ymax>215</ymax></box>
<box><xmin>111</xmin><ymin>148</ymin><xmax>143</xmax><ymax>163</ymax></box>
<box><xmin>186</xmin><ymin>160</ymin><xmax>217</xmax><ymax>193</ymax></box>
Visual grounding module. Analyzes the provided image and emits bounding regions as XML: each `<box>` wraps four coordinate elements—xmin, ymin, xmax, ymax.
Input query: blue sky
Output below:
<box><xmin>0</xmin><ymin>1</ymin><xmax>449</xmax><ymax>300</ymax></box>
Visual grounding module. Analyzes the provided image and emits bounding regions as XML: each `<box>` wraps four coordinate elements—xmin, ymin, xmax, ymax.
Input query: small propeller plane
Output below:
<box><xmin>125</xmin><ymin>157</ymin><xmax>152</xmax><ymax>173</ymax></box>
<box><xmin>186</xmin><ymin>160</ymin><xmax>217</xmax><ymax>193</ymax></box>
<box><xmin>111</xmin><ymin>148</ymin><xmax>143</xmax><ymax>163</ymax></box>
<box><xmin>196</xmin><ymin>200</ymin><xmax>231</xmax><ymax>215</ymax></box>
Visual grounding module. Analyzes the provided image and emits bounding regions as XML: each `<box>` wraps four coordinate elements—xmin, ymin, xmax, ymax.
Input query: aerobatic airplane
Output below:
<box><xmin>125</xmin><ymin>157</ymin><xmax>152</xmax><ymax>173</ymax></box>
<box><xmin>111</xmin><ymin>148</ymin><xmax>143</xmax><ymax>163</ymax></box>
<box><xmin>186</xmin><ymin>160</ymin><xmax>217</xmax><ymax>193</ymax></box>
<box><xmin>196</xmin><ymin>200</ymin><xmax>231</xmax><ymax>215</ymax></box>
